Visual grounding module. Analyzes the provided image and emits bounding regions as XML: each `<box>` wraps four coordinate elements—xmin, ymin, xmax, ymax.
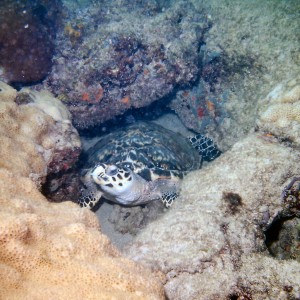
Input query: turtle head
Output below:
<box><xmin>91</xmin><ymin>163</ymin><xmax>134</xmax><ymax>200</ymax></box>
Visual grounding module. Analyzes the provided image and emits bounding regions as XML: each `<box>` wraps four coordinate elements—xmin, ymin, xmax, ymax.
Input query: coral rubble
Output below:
<box><xmin>0</xmin><ymin>82</ymin><xmax>165</xmax><ymax>299</ymax></box>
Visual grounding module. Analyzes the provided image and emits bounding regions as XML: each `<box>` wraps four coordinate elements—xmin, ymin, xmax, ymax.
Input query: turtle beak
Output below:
<box><xmin>91</xmin><ymin>165</ymin><xmax>108</xmax><ymax>182</ymax></box>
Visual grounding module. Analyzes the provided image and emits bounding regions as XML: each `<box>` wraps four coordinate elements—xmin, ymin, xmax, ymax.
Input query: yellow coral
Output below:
<box><xmin>257</xmin><ymin>77</ymin><xmax>300</xmax><ymax>145</ymax></box>
<box><xmin>0</xmin><ymin>101</ymin><xmax>46</xmax><ymax>181</ymax></box>
<box><xmin>259</xmin><ymin>77</ymin><xmax>300</xmax><ymax>126</ymax></box>
<box><xmin>260</xmin><ymin>102</ymin><xmax>300</xmax><ymax>127</ymax></box>
<box><xmin>64</xmin><ymin>23</ymin><xmax>83</xmax><ymax>45</ymax></box>
<box><xmin>0</xmin><ymin>169</ymin><xmax>165</xmax><ymax>299</ymax></box>
<box><xmin>0</xmin><ymin>81</ymin><xmax>17</xmax><ymax>102</ymax></box>
<box><xmin>0</xmin><ymin>82</ymin><xmax>165</xmax><ymax>299</ymax></box>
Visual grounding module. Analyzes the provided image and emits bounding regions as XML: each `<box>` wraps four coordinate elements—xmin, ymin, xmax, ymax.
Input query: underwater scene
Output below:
<box><xmin>0</xmin><ymin>0</ymin><xmax>299</xmax><ymax>298</ymax></box>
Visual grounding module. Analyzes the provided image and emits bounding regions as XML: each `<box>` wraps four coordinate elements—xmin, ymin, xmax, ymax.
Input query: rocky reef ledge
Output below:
<box><xmin>0</xmin><ymin>82</ymin><xmax>165</xmax><ymax>299</ymax></box>
<box><xmin>124</xmin><ymin>78</ymin><xmax>300</xmax><ymax>299</ymax></box>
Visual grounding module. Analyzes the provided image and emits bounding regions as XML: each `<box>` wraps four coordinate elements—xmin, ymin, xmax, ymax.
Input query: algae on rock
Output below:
<box><xmin>125</xmin><ymin>134</ymin><xmax>300</xmax><ymax>299</ymax></box>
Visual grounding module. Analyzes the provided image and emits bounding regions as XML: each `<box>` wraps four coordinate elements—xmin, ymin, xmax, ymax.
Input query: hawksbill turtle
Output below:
<box><xmin>79</xmin><ymin>121</ymin><xmax>221</xmax><ymax>209</ymax></box>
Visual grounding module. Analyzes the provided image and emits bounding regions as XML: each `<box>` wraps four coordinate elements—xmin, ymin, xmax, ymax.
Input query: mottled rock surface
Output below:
<box><xmin>125</xmin><ymin>134</ymin><xmax>300</xmax><ymax>299</ymax></box>
<box><xmin>170</xmin><ymin>0</ymin><xmax>300</xmax><ymax>150</ymax></box>
<box><xmin>43</xmin><ymin>0</ymin><xmax>210</xmax><ymax>128</ymax></box>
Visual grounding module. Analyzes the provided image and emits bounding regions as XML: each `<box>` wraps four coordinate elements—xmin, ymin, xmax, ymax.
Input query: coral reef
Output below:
<box><xmin>257</xmin><ymin>77</ymin><xmax>300</xmax><ymax>147</ymax></box>
<box><xmin>0</xmin><ymin>0</ymin><xmax>61</xmax><ymax>84</ymax></box>
<box><xmin>43</xmin><ymin>0</ymin><xmax>210</xmax><ymax>128</ymax></box>
<box><xmin>0</xmin><ymin>82</ymin><xmax>165</xmax><ymax>299</ymax></box>
<box><xmin>182</xmin><ymin>0</ymin><xmax>300</xmax><ymax>150</ymax></box>
<box><xmin>0</xmin><ymin>169</ymin><xmax>165</xmax><ymax>299</ymax></box>
<box><xmin>0</xmin><ymin>82</ymin><xmax>81</xmax><ymax>185</ymax></box>
<box><xmin>125</xmin><ymin>134</ymin><xmax>300</xmax><ymax>299</ymax></box>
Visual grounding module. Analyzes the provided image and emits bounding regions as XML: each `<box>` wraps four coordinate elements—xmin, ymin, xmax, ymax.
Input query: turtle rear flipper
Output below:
<box><xmin>189</xmin><ymin>134</ymin><xmax>221</xmax><ymax>161</ymax></box>
<box><xmin>162</xmin><ymin>191</ymin><xmax>179</xmax><ymax>207</ymax></box>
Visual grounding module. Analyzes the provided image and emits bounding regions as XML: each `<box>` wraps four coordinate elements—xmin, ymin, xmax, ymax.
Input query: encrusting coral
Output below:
<box><xmin>0</xmin><ymin>170</ymin><xmax>165</xmax><ymax>299</ymax></box>
<box><xmin>0</xmin><ymin>82</ymin><xmax>165</xmax><ymax>299</ymax></box>
<box><xmin>257</xmin><ymin>77</ymin><xmax>300</xmax><ymax>146</ymax></box>
<box><xmin>0</xmin><ymin>81</ymin><xmax>81</xmax><ymax>184</ymax></box>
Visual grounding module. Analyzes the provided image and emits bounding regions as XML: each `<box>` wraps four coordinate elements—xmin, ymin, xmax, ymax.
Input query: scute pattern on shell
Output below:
<box><xmin>86</xmin><ymin>122</ymin><xmax>202</xmax><ymax>181</ymax></box>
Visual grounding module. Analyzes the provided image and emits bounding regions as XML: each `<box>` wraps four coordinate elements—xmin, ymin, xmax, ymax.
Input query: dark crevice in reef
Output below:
<box><xmin>76</xmin><ymin>91</ymin><xmax>177</xmax><ymax>138</ymax></box>
<box><xmin>264</xmin><ymin>177</ymin><xmax>300</xmax><ymax>261</ymax></box>
<box><xmin>264</xmin><ymin>215</ymin><xmax>295</xmax><ymax>255</ymax></box>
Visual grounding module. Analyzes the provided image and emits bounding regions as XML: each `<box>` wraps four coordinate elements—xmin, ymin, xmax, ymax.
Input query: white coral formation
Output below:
<box><xmin>21</xmin><ymin>88</ymin><xmax>72</xmax><ymax>123</ymax></box>
<box><xmin>257</xmin><ymin>77</ymin><xmax>300</xmax><ymax>145</ymax></box>
<box><xmin>0</xmin><ymin>82</ymin><xmax>81</xmax><ymax>185</ymax></box>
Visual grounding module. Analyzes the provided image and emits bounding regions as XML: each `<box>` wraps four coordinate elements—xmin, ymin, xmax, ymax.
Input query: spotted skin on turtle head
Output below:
<box><xmin>91</xmin><ymin>163</ymin><xmax>134</xmax><ymax>197</ymax></box>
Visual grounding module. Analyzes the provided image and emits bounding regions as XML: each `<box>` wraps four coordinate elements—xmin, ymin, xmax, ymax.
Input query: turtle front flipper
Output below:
<box><xmin>150</xmin><ymin>176</ymin><xmax>181</xmax><ymax>207</ymax></box>
<box><xmin>78</xmin><ymin>189</ymin><xmax>103</xmax><ymax>209</ymax></box>
<box><xmin>189</xmin><ymin>134</ymin><xmax>221</xmax><ymax>161</ymax></box>
<box><xmin>78</xmin><ymin>171</ymin><xmax>103</xmax><ymax>210</ymax></box>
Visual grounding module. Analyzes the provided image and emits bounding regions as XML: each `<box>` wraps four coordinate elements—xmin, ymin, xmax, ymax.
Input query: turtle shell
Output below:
<box><xmin>85</xmin><ymin>122</ymin><xmax>201</xmax><ymax>181</ymax></box>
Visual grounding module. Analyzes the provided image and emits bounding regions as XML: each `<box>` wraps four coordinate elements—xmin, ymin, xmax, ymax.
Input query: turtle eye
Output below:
<box><xmin>106</xmin><ymin>165</ymin><xmax>118</xmax><ymax>176</ymax></box>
